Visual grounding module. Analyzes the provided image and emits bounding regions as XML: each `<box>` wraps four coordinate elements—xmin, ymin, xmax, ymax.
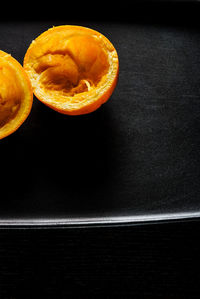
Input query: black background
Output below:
<box><xmin>1</xmin><ymin>220</ymin><xmax>200</xmax><ymax>298</ymax></box>
<box><xmin>1</xmin><ymin>1</ymin><xmax>200</xmax><ymax>298</ymax></box>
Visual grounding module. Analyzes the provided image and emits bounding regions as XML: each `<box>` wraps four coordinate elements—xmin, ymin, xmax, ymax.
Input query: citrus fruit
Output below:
<box><xmin>23</xmin><ymin>25</ymin><xmax>119</xmax><ymax>115</ymax></box>
<box><xmin>0</xmin><ymin>50</ymin><xmax>33</xmax><ymax>139</ymax></box>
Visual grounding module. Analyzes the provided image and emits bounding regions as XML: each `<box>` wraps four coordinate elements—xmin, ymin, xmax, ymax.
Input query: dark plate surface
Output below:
<box><xmin>1</xmin><ymin>3</ymin><xmax>200</xmax><ymax>226</ymax></box>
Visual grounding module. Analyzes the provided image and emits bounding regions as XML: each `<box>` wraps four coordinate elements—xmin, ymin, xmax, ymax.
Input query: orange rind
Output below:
<box><xmin>23</xmin><ymin>25</ymin><xmax>119</xmax><ymax>115</ymax></box>
<box><xmin>0</xmin><ymin>50</ymin><xmax>33</xmax><ymax>139</ymax></box>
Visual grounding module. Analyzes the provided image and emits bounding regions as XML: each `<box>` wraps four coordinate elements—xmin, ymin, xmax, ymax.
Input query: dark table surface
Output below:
<box><xmin>1</xmin><ymin>2</ymin><xmax>200</xmax><ymax>225</ymax></box>
<box><xmin>1</xmin><ymin>2</ymin><xmax>200</xmax><ymax>298</ymax></box>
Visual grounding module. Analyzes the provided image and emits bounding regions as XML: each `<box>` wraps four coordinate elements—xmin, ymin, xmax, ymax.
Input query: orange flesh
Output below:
<box><xmin>24</xmin><ymin>26</ymin><xmax>119</xmax><ymax>115</ymax></box>
<box><xmin>0</xmin><ymin>50</ymin><xmax>33</xmax><ymax>139</ymax></box>
<box><xmin>0</xmin><ymin>64</ymin><xmax>23</xmax><ymax>127</ymax></box>
<box><xmin>33</xmin><ymin>35</ymin><xmax>109</xmax><ymax>97</ymax></box>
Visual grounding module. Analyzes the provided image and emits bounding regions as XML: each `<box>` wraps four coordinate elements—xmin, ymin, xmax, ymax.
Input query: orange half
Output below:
<box><xmin>0</xmin><ymin>50</ymin><xmax>33</xmax><ymax>139</ymax></box>
<box><xmin>23</xmin><ymin>25</ymin><xmax>119</xmax><ymax>115</ymax></box>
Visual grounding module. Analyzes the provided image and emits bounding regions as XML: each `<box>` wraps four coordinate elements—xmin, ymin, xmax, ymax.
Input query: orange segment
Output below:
<box><xmin>0</xmin><ymin>50</ymin><xmax>33</xmax><ymax>139</ymax></box>
<box><xmin>23</xmin><ymin>25</ymin><xmax>119</xmax><ymax>115</ymax></box>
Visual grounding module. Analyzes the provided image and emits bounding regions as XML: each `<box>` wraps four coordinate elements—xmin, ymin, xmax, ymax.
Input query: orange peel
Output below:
<box><xmin>23</xmin><ymin>25</ymin><xmax>119</xmax><ymax>115</ymax></box>
<box><xmin>0</xmin><ymin>50</ymin><xmax>33</xmax><ymax>139</ymax></box>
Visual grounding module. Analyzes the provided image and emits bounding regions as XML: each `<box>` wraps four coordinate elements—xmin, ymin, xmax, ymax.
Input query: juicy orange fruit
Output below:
<box><xmin>23</xmin><ymin>25</ymin><xmax>119</xmax><ymax>115</ymax></box>
<box><xmin>0</xmin><ymin>50</ymin><xmax>33</xmax><ymax>139</ymax></box>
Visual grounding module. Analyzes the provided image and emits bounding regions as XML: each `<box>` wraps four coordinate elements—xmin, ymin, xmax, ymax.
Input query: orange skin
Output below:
<box><xmin>23</xmin><ymin>25</ymin><xmax>119</xmax><ymax>115</ymax></box>
<box><xmin>0</xmin><ymin>50</ymin><xmax>33</xmax><ymax>139</ymax></box>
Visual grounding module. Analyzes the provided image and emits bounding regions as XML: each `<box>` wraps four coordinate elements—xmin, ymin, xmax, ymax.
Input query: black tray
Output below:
<box><xmin>1</xmin><ymin>2</ymin><xmax>200</xmax><ymax>227</ymax></box>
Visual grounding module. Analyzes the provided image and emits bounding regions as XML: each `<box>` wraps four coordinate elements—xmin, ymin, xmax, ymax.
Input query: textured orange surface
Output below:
<box><xmin>0</xmin><ymin>50</ymin><xmax>33</xmax><ymax>139</ymax></box>
<box><xmin>23</xmin><ymin>25</ymin><xmax>119</xmax><ymax>115</ymax></box>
